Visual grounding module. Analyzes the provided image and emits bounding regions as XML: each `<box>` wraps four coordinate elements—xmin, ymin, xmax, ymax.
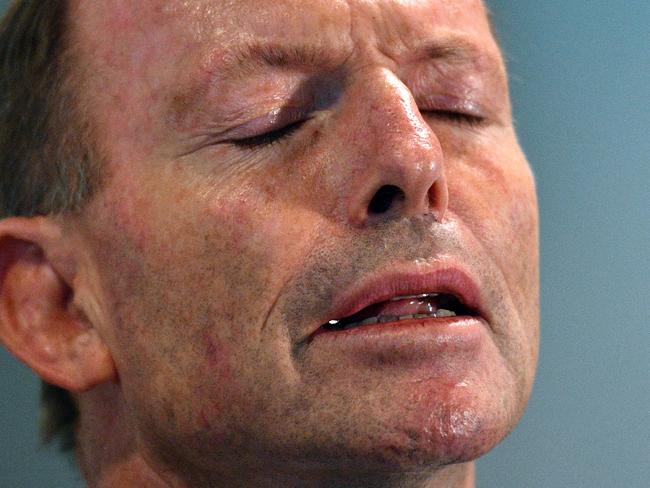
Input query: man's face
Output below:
<box><xmin>71</xmin><ymin>0</ymin><xmax>538</xmax><ymax>481</ymax></box>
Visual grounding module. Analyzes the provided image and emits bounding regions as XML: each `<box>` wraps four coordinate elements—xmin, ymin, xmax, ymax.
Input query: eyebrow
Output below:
<box><xmin>406</xmin><ymin>34</ymin><xmax>500</xmax><ymax>68</ymax></box>
<box><xmin>203</xmin><ymin>31</ymin><xmax>497</xmax><ymax>81</ymax></box>
<box><xmin>208</xmin><ymin>40</ymin><xmax>353</xmax><ymax>82</ymax></box>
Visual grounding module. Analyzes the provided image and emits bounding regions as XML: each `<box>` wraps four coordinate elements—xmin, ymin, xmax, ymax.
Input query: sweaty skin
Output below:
<box><xmin>60</xmin><ymin>0</ymin><xmax>539</xmax><ymax>486</ymax></box>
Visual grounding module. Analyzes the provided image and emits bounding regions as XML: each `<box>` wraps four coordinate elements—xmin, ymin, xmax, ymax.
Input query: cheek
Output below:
<box><xmin>447</xmin><ymin>143</ymin><xmax>538</xmax><ymax>256</ymax></box>
<box><xmin>203</xmin><ymin>186</ymin><xmax>321</xmax><ymax>273</ymax></box>
<box><xmin>203</xmin><ymin>331</ymin><xmax>233</xmax><ymax>376</ymax></box>
<box><xmin>195</xmin><ymin>332</ymin><xmax>234</xmax><ymax>428</ymax></box>
<box><xmin>105</xmin><ymin>188</ymin><xmax>153</xmax><ymax>254</ymax></box>
<box><xmin>493</xmin><ymin>165</ymin><xmax>539</xmax><ymax>291</ymax></box>
<box><xmin>205</xmin><ymin>195</ymin><xmax>258</xmax><ymax>253</ymax></box>
<box><xmin>203</xmin><ymin>194</ymin><xmax>290</xmax><ymax>276</ymax></box>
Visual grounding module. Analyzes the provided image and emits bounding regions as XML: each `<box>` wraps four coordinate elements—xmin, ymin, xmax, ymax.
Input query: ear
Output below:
<box><xmin>0</xmin><ymin>216</ymin><xmax>116</xmax><ymax>392</ymax></box>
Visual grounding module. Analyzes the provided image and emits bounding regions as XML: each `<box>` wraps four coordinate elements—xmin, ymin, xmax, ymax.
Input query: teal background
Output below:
<box><xmin>1</xmin><ymin>1</ymin><xmax>649</xmax><ymax>486</ymax></box>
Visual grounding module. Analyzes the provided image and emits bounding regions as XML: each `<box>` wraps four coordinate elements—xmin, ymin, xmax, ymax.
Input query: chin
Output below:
<box><xmin>361</xmin><ymin>392</ymin><xmax>517</xmax><ymax>471</ymax></box>
<box><xmin>284</xmin><ymin>376</ymin><xmax>523</xmax><ymax>476</ymax></box>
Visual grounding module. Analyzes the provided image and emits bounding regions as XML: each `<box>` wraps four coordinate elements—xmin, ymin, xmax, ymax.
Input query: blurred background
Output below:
<box><xmin>1</xmin><ymin>0</ymin><xmax>648</xmax><ymax>486</ymax></box>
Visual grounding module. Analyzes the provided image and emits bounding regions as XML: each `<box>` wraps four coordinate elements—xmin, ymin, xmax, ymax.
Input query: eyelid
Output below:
<box><xmin>416</xmin><ymin>94</ymin><xmax>485</xmax><ymax>117</ymax></box>
<box><xmin>224</xmin><ymin>106</ymin><xmax>310</xmax><ymax>142</ymax></box>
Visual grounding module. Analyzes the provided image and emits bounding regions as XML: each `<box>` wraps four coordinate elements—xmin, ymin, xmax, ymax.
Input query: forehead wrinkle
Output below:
<box><xmin>360</xmin><ymin>0</ymin><xmax>504</xmax><ymax>80</ymax></box>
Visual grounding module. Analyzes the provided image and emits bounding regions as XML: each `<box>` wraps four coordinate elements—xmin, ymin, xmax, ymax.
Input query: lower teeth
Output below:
<box><xmin>435</xmin><ymin>309</ymin><xmax>456</xmax><ymax>318</ymax></box>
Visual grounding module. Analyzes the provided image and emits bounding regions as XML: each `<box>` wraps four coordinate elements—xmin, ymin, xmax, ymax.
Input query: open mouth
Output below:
<box><xmin>321</xmin><ymin>293</ymin><xmax>476</xmax><ymax>332</ymax></box>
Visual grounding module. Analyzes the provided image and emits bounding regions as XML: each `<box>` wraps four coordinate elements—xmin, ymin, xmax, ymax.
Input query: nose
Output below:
<box><xmin>342</xmin><ymin>69</ymin><xmax>448</xmax><ymax>226</ymax></box>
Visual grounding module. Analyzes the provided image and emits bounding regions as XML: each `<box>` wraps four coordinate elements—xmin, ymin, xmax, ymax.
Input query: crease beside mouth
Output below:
<box><xmin>322</xmin><ymin>293</ymin><xmax>475</xmax><ymax>331</ymax></box>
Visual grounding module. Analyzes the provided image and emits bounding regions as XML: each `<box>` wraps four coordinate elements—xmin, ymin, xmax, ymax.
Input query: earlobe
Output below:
<box><xmin>0</xmin><ymin>217</ymin><xmax>116</xmax><ymax>393</ymax></box>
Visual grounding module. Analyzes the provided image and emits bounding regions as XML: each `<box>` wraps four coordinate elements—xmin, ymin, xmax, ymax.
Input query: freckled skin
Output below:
<box><xmin>66</xmin><ymin>0</ymin><xmax>539</xmax><ymax>487</ymax></box>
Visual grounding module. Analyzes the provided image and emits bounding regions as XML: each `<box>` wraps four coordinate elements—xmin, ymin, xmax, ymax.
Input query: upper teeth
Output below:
<box><xmin>390</xmin><ymin>293</ymin><xmax>439</xmax><ymax>301</ymax></box>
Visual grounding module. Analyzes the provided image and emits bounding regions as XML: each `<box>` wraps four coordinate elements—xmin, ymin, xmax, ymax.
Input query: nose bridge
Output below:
<box><xmin>339</xmin><ymin>67</ymin><xmax>448</xmax><ymax>226</ymax></box>
<box><xmin>365</xmin><ymin>69</ymin><xmax>438</xmax><ymax>158</ymax></box>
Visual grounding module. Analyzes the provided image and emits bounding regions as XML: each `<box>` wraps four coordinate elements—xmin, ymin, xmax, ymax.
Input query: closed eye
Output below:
<box><xmin>425</xmin><ymin>110</ymin><xmax>487</xmax><ymax>128</ymax></box>
<box><xmin>228</xmin><ymin>107</ymin><xmax>483</xmax><ymax>151</ymax></box>
<box><xmin>231</xmin><ymin>119</ymin><xmax>308</xmax><ymax>150</ymax></box>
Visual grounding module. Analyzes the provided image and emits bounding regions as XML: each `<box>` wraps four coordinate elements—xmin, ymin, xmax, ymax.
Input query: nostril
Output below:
<box><xmin>368</xmin><ymin>185</ymin><xmax>405</xmax><ymax>215</ymax></box>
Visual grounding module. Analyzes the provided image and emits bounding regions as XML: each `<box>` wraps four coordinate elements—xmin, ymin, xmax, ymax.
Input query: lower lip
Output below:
<box><xmin>308</xmin><ymin>315</ymin><xmax>486</xmax><ymax>348</ymax></box>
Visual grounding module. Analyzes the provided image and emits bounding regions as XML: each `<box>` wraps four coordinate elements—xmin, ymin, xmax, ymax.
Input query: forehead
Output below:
<box><xmin>72</xmin><ymin>0</ymin><xmax>494</xmax><ymax>64</ymax></box>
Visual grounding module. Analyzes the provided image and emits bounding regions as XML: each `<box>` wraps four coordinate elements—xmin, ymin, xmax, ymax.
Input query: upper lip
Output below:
<box><xmin>310</xmin><ymin>263</ymin><xmax>488</xmax><ymax>337</ymax></box>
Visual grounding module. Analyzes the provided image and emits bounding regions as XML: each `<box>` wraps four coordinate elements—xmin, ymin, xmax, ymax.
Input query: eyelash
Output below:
<box><xmin>231</xmin><ymin>110</ymin><xmax>485</xmax><ymax>150</ymax></box>
<box><xmin>425</xmin><ymin>110</ymin><xmax>486</xmax><ymax>128</ymax></box>
<box><xmin>232</xmin><ymin>120</ymin><xmax>307</xmax><ymax>149</ymax></box>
